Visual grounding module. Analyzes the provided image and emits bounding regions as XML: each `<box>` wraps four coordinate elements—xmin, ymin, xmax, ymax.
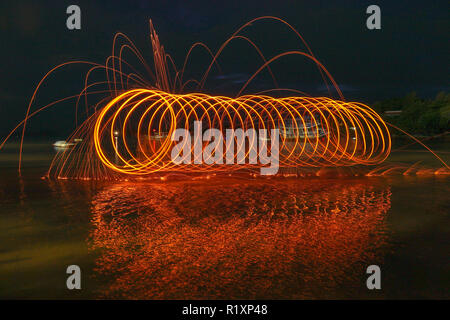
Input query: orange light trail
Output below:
<box><xmin>93</xmin><ymin>89</ymin><xmax>391</xmax><ymax>175</ymax></box>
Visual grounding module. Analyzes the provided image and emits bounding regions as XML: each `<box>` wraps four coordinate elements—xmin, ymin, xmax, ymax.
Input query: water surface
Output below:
<box><xmin>0</xmin><ymin>143</ymin><xmax>448</xmax><ymax>299</ymax></box>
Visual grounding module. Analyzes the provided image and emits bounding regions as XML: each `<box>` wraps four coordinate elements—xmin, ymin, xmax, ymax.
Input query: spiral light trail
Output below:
<box><xmin>93</xmin><ymin>89</ymin><xmax>391</xmax><ymax>175</ymax></box>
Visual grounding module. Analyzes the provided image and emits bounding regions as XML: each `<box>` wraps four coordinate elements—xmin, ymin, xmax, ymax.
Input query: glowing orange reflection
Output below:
<box><xmin>90</xmin><ymin>178</ymin><xmax>390</xmax><ymax>299</ymax></box>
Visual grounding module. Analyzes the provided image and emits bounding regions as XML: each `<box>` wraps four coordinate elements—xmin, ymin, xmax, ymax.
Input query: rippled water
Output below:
<box><xmin>0</xmin><ymin>145</ymin><xmax>449</xmax><ymax>299</ymax></box>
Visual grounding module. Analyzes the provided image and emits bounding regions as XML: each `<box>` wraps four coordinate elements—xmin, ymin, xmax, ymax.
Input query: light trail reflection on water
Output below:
<box><xmin>89</xmin><ymin>178</ymin><xmax>391</xmax><ymax>299</ymax></box>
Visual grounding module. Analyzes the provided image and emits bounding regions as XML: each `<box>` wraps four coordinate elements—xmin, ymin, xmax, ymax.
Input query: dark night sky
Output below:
<box><xmin>0</xmin><ymin>0</ymin><xmax>448</xmax><ymax>138</ymax></box>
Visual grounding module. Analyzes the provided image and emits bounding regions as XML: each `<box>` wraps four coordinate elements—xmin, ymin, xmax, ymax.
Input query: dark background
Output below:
<box><xmin>0</xmin><ymin>0</ymin><xmax>448</xmax><ymax>138</ymax></box>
